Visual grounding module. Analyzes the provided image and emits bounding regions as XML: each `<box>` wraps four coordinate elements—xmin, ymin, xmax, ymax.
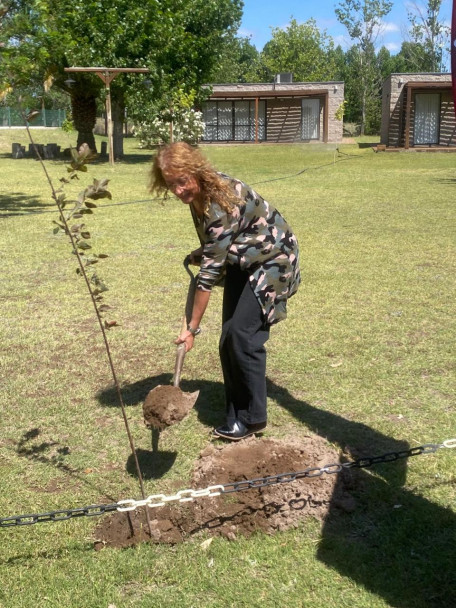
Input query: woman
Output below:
<box><xmin>150</xmin><ymin>142</ymin><xmax>300</xmax><ymax>441</ymax></box>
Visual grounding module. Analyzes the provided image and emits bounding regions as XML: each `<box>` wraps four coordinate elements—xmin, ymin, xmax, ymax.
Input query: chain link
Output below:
<box><xmin>340</xmin><ymin>444</ymin><xmax>440</xmax><ymax>470</ymax></box>
<box><xmin>0</xmin><ymin>503</ymin><xmax>119</xmax><ymax>528</ymax></box>
<box><xmin>117</xmin><ymin>485</ymin><xmax>224</xmax><ymax>512</ymax></box>
<box><xmin>1</xmin><ymin>439</ymin><xmax>454</xmax><ymax>528</ymax></box>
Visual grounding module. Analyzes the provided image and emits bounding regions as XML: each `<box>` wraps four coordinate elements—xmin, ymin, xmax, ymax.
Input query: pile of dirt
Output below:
<box><xmin>94</xmin><ymin>435</ymin><xmax>356</xmax><ymax>549</ymax></box>
<box><xmin>142</xmin><ymin>385</ymin><xmax>198</xmax><ymax>429</ymax></box>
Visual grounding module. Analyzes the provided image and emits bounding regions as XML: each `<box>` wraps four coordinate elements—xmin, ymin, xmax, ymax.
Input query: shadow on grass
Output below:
<box><xmin>97</xmin><ymin>374</ymin><xmax>223</xmax><ymax>480</ymax></box>
<box><xmin>266</xmin><ymin>379</ymin><xmax>456</xmax><ymax>608</ymax></box>
<box><xmin>0</xmin><ymin>192</ymin><xmax>54</xmax><ymax>217</ymax></box>
<box><xmin>12</xmin><ymin>428</ymin><xmax>118</xmax><ymax>502</ymax></box>
<box><xmin>96</xmin><ymin>376</ymin><xmax>455</xmax><ymax>606</ymax></box>
<box><xmin>126</xmin><ymin>447</ymin><xmax>177</xmax><ymax>480</ymax></box>
<box><xmin>114</xmin><ymin>153</ymin><xmax>154</xmax><ymax>165</ymax></box>
<box><xmin>357</xmin><ymin>142</ymin><xmax>378</xmax><ymax>149</ymax></box>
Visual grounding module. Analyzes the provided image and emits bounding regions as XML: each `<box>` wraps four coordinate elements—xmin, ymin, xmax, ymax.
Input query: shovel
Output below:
<box><xmin>143</xmin><ymin>258</ymin><xmax>200</xmax><ymax>430</ymax></box>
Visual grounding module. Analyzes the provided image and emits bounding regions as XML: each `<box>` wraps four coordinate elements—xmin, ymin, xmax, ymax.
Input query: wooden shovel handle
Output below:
<box><xmin>173</xmin><ymin>261</ymin><xmax>197</xmax><ymax>388</ymax></box>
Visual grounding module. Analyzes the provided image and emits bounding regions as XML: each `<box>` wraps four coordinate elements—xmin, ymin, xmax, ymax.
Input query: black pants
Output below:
<box><xmin>219</xmin><ymin>265</ymin><xmax>270</xmax><ymax>426</ymax></box>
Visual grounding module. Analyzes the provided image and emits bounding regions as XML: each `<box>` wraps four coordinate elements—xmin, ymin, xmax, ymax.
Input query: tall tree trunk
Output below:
<box><xmin>360</xmin><ymin>85</ymin><xmax>366</xmax><ymax>136</ymax></box>
<box><xmin>112</xmin><ymin>98</ymin><xmax>124</xmax><ymax>159</ymax></box>
<box><xmin>72</xmin><ymin>90</ymin><xmax>97</xmax><ymax>153</ymax></box>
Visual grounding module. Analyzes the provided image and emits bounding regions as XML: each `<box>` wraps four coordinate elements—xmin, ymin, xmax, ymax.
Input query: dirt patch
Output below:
<box><xmin>94</xmin><ymin>435</ymin><xmax>356</xmax><ymax>549</ymax></box>
<box><xmin>142</xmin><ymin>385</ymin><xmax>198</xmax><ymax>429</ymax></box>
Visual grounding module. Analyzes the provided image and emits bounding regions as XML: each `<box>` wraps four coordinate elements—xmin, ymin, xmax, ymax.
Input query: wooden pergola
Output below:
<box><xmin>64</xmin><ymin>67</ymin><xmax>149</xmax><ymax>165</ymax></box>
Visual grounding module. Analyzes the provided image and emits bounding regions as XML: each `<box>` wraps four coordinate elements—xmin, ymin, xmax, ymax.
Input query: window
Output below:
<box><xmin>202</xmin><ymin>100</ymin><xmax>266</xmax><ymax>141</ymax></box>
<box><xmin>301</xmin><ymin>99</ymin><xmax>320</xmax><ymax>140</ymax></box>
<box><xmin>414</xmin><ymin>93</ymin><xmax>440</xmax><ymax>145</ymax></box>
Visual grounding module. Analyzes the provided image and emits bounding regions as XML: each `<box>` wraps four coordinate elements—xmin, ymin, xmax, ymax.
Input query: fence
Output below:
<box><xmin>0</xmin><ymin>108</ymin><xmax>67</xmax><ymax>128</ymax></box>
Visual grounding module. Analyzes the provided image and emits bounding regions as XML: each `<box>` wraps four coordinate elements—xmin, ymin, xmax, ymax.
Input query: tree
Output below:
<box><xmin>376</xmin><ymin>45</ymin><xmax>395</xmax><ymax>81</ymax></box>
<box><xmin>1</xmin><ymin>0</ymin><xmax>105</xmax><ymax>150</ymax></box>
<box><xmin>335</xmin><ymin>0</ymin><xmax>393</xmax><ymax>134</ymax></box>
<box><xmin>209</xmin><ymin>35</ymin><xmax>260</xmax><ymax>83</ymax></box>
<box><xmin>1</xmin><ymin>0</ymin><xmax>243</xmax><ymax>155</ymax></box>
<box><xmin>255</xmin><ymin>18</ymin><xmax>338</xmax><ymax>83</ymax></box>
<box><xmin>56</xmin><ymin>0</ymin><xmax>242</xmax><ymax>155</ymax></box>
<box><xmin>337</xmin><ymin>42</ymin><xmax>381</xmax><ymax>132</ymax></box>
<box><xmin>407</xmin><ymin>0</ymin><xmax>450</xmax><ymax>72</ymax></box>
<box><xmin>389</xmin><ymin>40</ymin><xmax>437</xmax><ymax>73</ymax></box>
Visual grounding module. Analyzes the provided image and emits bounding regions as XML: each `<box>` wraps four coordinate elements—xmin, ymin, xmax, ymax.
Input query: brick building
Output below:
<box><xmin>381</xmin><ymin>73</ymin><xmax>455</xmax><ymax>149</ymax></box>
<box><xmin>201</xmin><ymin>76</ymin><xmax>344</xmax><ymax>144</ymax></box>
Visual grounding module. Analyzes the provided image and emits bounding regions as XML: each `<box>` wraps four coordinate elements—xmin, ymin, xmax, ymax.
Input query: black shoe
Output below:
<box><xmin>213</xmin><ymin>420</ymin><xmax>267</xmax><ymax>441</ymax></box>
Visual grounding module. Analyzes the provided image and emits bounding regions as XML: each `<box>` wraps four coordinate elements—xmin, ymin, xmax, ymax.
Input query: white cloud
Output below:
<box><xmin>332</xmin><ymin>34</ymin><xmax>351</xmax><ymax>49</ymax></box>
<box><xmin>382</xmin><ymin>21</ymin><xmax>400</xmax><ymax>34</ymax></box>
<box><xmin>237</xmin><ymin>28</ymin><xmax>256</xmax><ymax>39</ymax></box>
<box><xmin>384</xmin><ymin>42</ymin><xmax>401</xmax><ymax>52</ymax></box>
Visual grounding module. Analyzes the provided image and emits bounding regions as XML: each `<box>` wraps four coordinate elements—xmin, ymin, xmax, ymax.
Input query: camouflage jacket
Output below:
<box><xmin>192</xmin><ymin>174</ymin><xmax>300</xmax><ymax>325</ymax></box>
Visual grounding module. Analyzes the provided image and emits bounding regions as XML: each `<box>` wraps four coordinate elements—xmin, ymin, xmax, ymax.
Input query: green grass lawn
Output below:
<box><xmin>0</xmin><ymin>129</ymin><xmax>455</xmax><ymax>607</ymax></box>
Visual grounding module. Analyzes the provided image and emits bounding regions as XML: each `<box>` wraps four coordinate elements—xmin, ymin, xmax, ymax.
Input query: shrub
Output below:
<box><xmin>134</xmin><ymin>107</ymin><xmax>205</xmax><ymax>148</ymax></box>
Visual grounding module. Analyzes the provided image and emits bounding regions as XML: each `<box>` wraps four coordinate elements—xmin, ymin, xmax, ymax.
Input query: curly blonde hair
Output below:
<box><xmin>149</xmin><ymin>142</ymin><xmax>241</xmax><ymax>215</ymax></box>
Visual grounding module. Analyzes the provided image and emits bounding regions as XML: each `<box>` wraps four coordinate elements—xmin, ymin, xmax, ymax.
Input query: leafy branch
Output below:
<box><xmin>52</xmin><ymin>147</ymin><xmax>117</xmax><ymax>328</ymax></box>
<box><xmin>21</xmin><ymin>108</ymin><xmax>153</xmax><ymax>539</ymax></box>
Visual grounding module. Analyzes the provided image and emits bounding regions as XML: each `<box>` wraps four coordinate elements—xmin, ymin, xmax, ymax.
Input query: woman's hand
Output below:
<box><xmin>188</xmin><ymin>247</ymin><xmax>203</xmax><ymax>265</ymax></box>
<box><xmin>174</xmin><ymin>330</ymin><xmax>195</xmax><ymax>352</ymax></box>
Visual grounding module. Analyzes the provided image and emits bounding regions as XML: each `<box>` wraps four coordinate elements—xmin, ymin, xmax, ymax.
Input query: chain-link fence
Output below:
<box><xmin>0</xmin><ymin>108</ymin><xmax>67</xmax><ymax>128</ymax></box>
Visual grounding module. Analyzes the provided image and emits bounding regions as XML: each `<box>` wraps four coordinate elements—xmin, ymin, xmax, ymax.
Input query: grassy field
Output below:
<box><xmin>0</xmin><ymin>128</ymin><xmax>455</xmax><ymax>607</ymax></box>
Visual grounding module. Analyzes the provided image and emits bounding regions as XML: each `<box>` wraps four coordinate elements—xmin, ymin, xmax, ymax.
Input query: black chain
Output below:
<box><xmin>220</xmin><ymin>444</ymin><xmax>440</xmax><ymax>493</ymax></box>
<box><xmin>0</xmin><ymin>444</ymin><xmax>442</xmax><ymax>528</ymax></box>
<box><xmin>0</xmin><ymin>503</ymin><xmax>119</xmax><ymax>528</ymax></box>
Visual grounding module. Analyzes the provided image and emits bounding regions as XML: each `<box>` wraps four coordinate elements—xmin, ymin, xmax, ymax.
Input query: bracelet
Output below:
<box><xmin>187</xmin><ymin>325</ymin><xmax>201</xmax><ymax>336</ymax></box>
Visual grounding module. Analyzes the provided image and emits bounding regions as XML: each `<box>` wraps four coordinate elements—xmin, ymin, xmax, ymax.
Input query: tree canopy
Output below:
<box><xmin>335</xmin><ymin>0</ymin><xmax>393</xmax><ymax>134</ymax></box>
<box><xmin>407</xmin><ymin>0</ymin><xmax>449</xmax><ymax>72</ymax></box>
<box><xmin>208</xmin><ymin>35</ymin><xmax>259</xmax><ymax>84</ymax></box>
<box><xmin>0</xmin><ymin>0</ymin><xmax>243</xmax><ymax>151</ymax></box>
<box><xmin>258</xmin><ymin>18</ymin><xmax>337</xmax><ymax>82</ymax></box>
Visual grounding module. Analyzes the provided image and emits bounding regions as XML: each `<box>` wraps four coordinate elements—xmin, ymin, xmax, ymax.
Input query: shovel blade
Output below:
<box><xmin>143</xmin><ymin>385</ymin><xmax>199</xmax><ymax>429</ymax></box>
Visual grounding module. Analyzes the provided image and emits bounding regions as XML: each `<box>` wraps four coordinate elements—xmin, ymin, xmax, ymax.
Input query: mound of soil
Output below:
<box><xmin>143</xmin><ymin>385</ymin><xmax>199</xmax><ymax>429</ymax></box>
<box><xmin>93</xmin><ymin>435</ymin><xmax>356</xmax><ymax>549</ymax></box>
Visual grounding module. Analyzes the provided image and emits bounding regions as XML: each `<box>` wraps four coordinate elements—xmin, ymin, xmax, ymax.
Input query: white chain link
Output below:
<box><xmin>443</xmin><ymin>438</ymin><xmax>456</xmax><ymax>449</ymax></box>
<box><xmin>117</xmin><ymin>485</ymin><xmax>224</xmax><ymax>512</ymax></box>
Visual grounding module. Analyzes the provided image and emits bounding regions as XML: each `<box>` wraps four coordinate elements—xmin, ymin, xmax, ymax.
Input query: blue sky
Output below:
<box><xmin>239</xmin><ymin>0</ymin><xmax>453</xmax><ymax>55</ymax></box>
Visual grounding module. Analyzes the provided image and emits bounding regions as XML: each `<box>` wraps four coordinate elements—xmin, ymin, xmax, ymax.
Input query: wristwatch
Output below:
<box><xmin>187</xmin><ymin>325</ymin><xmax>201</xmax><ymax>336</ymax></box>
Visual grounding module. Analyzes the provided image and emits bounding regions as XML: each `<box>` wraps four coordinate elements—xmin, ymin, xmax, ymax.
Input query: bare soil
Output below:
<box><xmin>142</xmin><ymin>384</ymin><xmax>199</xmax><ymax>429</ymax></box>
<box><xmin>93</xmin><ymin>435</ymin><xmax>356</xmax><ymax>549</ymax></box>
